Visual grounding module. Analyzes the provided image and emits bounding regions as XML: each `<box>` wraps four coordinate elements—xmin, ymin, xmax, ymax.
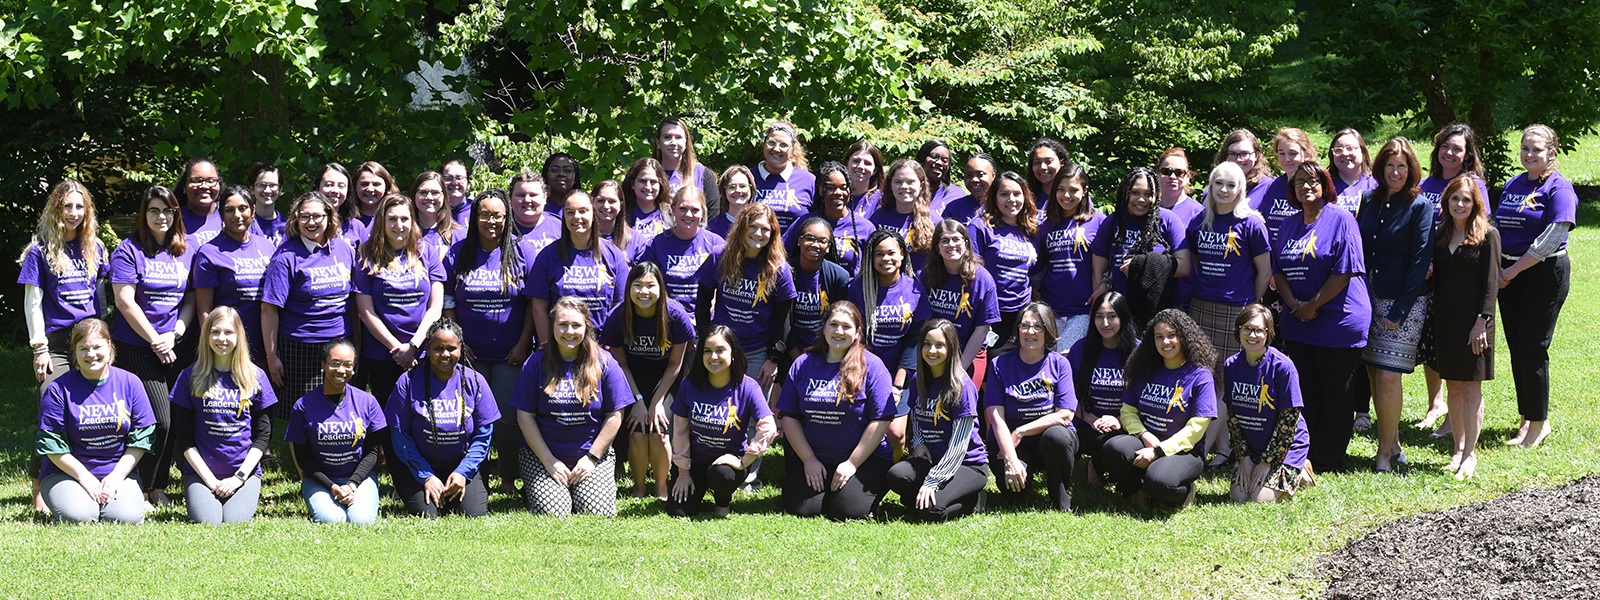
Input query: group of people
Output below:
<box><xmin>20</xmin><ymin>117</ymin><xmax>1574</xmax><ymax>524</ymax></box>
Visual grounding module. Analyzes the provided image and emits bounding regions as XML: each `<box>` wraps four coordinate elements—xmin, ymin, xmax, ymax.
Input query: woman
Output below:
<box><xmin>508</xmin><ymin>172</ymin><xmax>562</xmax><ymax>253</ymax></box>
<box><xmin>262</xmin><ymin>192</ymin><xmax>357</xmax><ymax>415</ymax></box>
<box><xmin>1414</xmin><ymin>123</ymin><xmax>1490</xmax><ymax>433</ymax></box>
<box><xmin>1222</xmin><ymin>304</ymin><xmax>1312</xmax><ymax>503</ymax></box>
<box><xmin>354</xmin><ymin>193</ymin><xmax>446</xmax><ymax>415</ymax></box>
<box><xmin>694</xmin><ymin>203</ymin><xmax>797</xmax><ymax>389</ymax></box>
<box><xmin>110</xmin><ymin>185</ymin><xmax>196</xmax><ymax>506</ymax></box>
<box><xmin>248</xmin><ymin>163</ymin><xmax>288</xmax><ymax>243</ymax></box>
<box><xmin>1098</xmin><ymin>309</ymin><xmax>1217</xmax><ymax>509</ymax></box>
<box><xmin>1035</xmin><ymin>163</ymin><xmax>1099</xmax><ymax>347</ymax></box>
<box><xmin>386</xmin><ymin>318</ymin><xmax>501</xmax><ymax>518</ymax></box>
<box><xmin>1185</xmin><ymin>162</ymin><xmax>1272</xmax><ymax>360</ymax></box>
<box><xmin>353</xmin><ymin>161</ymin><xmax>398</xmax><ymax>228</ymax></box>
<box><xmin>314</xmin><ymin>163</ymin><xmax>369</xmax><ymax>249</ymax></box>
<box><xmin>784</xmin><ymin>161</ymin><xmax>867</xmax><ymax>275</ymax></box>
<box><xmin>1272</xmin><ymin>162</ymin><xmax>1369</xmax><ymax>474</ymax></box>
<box><xmin>196</xmin><ymin>187</ymin><xmax>278</xmax><ymax>365</ymax></box>
<box><xmin>843</xmin><ymin>140</ymin><xmax>885</xmax><ymax>217</ymax></box>
<box><xmin>709</xmin><ymin>166</ymin><xmax>754</xmax><ymax>239</ymax></box>
<box><xmin>1211</xmin><ymin>129</ymin><xmax>1273</xmax><ymax>207</ymax></box>
<box><xmin>923</xmin><ymin>220</ymin><xmax>998</xmax><ymax>390</ymax></box>
<box><xmin>1358</xmin><ymin>138</ymin><xmax>1432</xmax><ymax>474</ymax></box>
<box><xmin>1495</xmin><ymin>124</ymin><xmax>1575</xmax><ymax>449</ymax></box>
<box><xmin>528</xmin><ymin>190</ymin><xmax>629</xmax><ymax>343</ymax></box>
<box><xmin>755</xmin><ymin>121</ymin><xmax>815</xmax><ymax>231</ymax></box>
<box><xmin>510</xmin><ymin>297</ymin><xmax>634</xmax><ymax>517</ymax></box>
<box><xmin>412</xmin><ymin>171</ymin><xmax>464</xmax><ymax>264</ymax></box>
<box><xmin>1253</xmin><ymin>128</ymin><xmax>1320</xmax><ymax>247</ymax></box>
<box><xmin>1329</xmin><ymin>129</ymin><xmax>1377</xmax><ymax>214</ymax></box>
<box><xmin>846</xmin><ymin>229</ymin><xmax>930</xmax><ymax>450</ymax></box>
<box><xmin>602</xmin><ymin>262</ymin><xmax>695</xmax><ymax>500</ymax></box>
<box><xmin>1091</xmin><ymin>167</ymin><xmax>1190</xmax><ymax>329</ymax></box>
<box><xmin>1158</xmin><ymin>148</ymin><xmax>1205</xmax><ymax>310</ymax></box>
<box><xmin>888</xmin><ymin>319</ymin><xmax>989</xmax><ymax>521</ymax></box>
<box><xmin>171</xmin><ymin>307</ymin><xmax>277</xmax><ymax>524</ymax></box>
<box><xmin>776</xmin><ymin>301</ymin><xmax>895</xmax><ymax>520</ymax></box>
<box><xmin>1431</xmin><ymin>178</ymin><xmax>1500</xmax><ymax>479</ymax></box>
<box><xmin>36</xmin><ymin>318</ymin><xmax>156</xmax><ymax>524</ymax></box>
<box><xmin>1066</xmin><ymin>291</ymin><xmax>1138</xmax><ymax>485</ymax></box>
<box><xmin>542</xmin><ymin>152</ymin><xmax>582</xmax><ymax>214</ymax></box>
<box><xmin>983</xmin><ymin>302</ymin><xmax>1077</xmax><ymax>512</ymax></box>
<box><xmin>918</xmin><ymin>140</ymin><xmax>964</xmax><ymax>217</ymax></box>
<box><xmin>176</xmin><ymin>157</ymin><xmax>226</xmax><ymax>246</ymax></box>
<box><xmin>592</xmin><ymin>180</ymin><xmax>639</xmax><ymax>264</ymax></box>
<box><xmin>786</xmin><ymin>216</ymin><xmax>854</xmax><ymax>372</ymax></box>
<box><xmin>654</xmin><ymin>117</ymin><xmax>722</xmax><ymax>217</ymax></box>
<box><xmin>870</xmin><ymin>159</ymin><xmax>935</xmax><ymax>271</ymax></box>
<box><xmin>285</xmin><ymin>339</ymin><xmax>387</xmax><ymax>525</ymax></box>
<box><xmin>444</xmin><ymin>158</ymin><xmax>476</xmax><ymax>224</ymax></box>
<box><xmin>623</xmin><ymin>157</ymin><xmax>671</xmax><ymax>243</ymax></box>
<box><xmin>666</xmin><ymin>325</ymin><xmax>778</xmax><ymax>517</ymax></box>
<box><xmin>971</xmin><ymin>171</ymin><xmax>1040</xmax><ymax>349</ymax></box>
<box><xmin>938</xmin><ymin>152</ymin><xmax>994</xmax><ymax>227</ymax></box>
<box><xmin>639</xmin><ymin>186</ymin><xmax>724</xmax><ymax>324</ymax></box>
<box><xmin>1026</xmin><ymin>137</ymin><xmax>1070</xmax><ymax>209</ymax></box>
<box><xmin>23</xmin><ymin>181</ymin><xmax>110</xmax><ymax>389</ymax></box>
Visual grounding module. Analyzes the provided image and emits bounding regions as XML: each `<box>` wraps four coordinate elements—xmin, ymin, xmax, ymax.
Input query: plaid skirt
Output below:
<box><xmin>1363</xmin><ymin>295</ymin><xmax>1431</xmax><ymax>374</ymax></box>
<box><xmin>272</xmin><ymin>336</ymin><xmax>328</xmax><ymax>419</ymax></box>
<box><xmin>1188</xmin><ymin>298</ymin><xmax>1245</xmax><ymax>359</ymax></box>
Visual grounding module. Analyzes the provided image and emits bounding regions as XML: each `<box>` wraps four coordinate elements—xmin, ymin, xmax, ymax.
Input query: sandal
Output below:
<box><xmin>1206</xmin><ymin>451</ymin><xmax>1232</xmax><ymax>470</ymax></box>
<box><xmin>1352</xmin><ymin>413</ymin><xmax>1373</xmax><ymax>433</ymax></box>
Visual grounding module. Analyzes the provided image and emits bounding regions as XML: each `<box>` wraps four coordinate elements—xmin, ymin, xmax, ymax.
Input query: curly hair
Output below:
<box><xmin>1429</xmin><ymin>122</ymin><xmax>1485</xmax><ymax>180</ymax></box>
<box><xmin>1124</xmin><ymin>308</ymin><xmax>1218</xmax><ymax>386</ymax></box>
<box><xmin>1111</xmin><ymin>166</ymin><xmax>1165</xmax><ymax>256</ymax></box>
<box><xmin>877</xmin><ymin>159</ymin><xmax>934</xmax><ymax>254</ymax></box>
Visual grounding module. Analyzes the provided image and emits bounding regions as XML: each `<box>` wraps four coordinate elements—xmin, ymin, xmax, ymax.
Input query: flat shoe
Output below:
<box><xmin>1352</xmin><ymin>413</ymin><xmax>1373</xmax><ymax>433</ymax></box>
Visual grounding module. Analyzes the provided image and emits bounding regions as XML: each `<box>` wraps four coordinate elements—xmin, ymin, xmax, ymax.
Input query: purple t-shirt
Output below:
<box><xmin>671</xmin><ymin>375</ymin><xmax>773</xmax><ymax>464</ymax></box>
<box><xmin>1166</xmin><ymin>197</ymin><xmax>1206</xmax><ymax>306</ymax></box>
<box><xmin>525</xmin><ymin>241</ymin><xmax>629</xmax><ymax>325</ymax></box>
<box><xmin>335</xmin><ymin>218</ymin><xmax>369</xmax><ymax>253</ymax></box>
<box><xmin>257</xmin><ymin>212</ymin><xmax>289</xmax><ymax>246</ymax></box>
<box><xmin>867</xmin><ymin>204</ymin><xmax>926</xmax><ymax>260</ymax></box>
<box><xmin>194</xmin><ymin>233</ymin><xmax>277</xmax><ymax>355</ymax></box>
<box><xmin>969</xmin><ymin>220</ymin><xmax>1039</xmax><ymax>312</ymax></box>
<box><xmin>353</xmin><ymin>245</ymin><xmax>447</xmax><ymax>361</ymax></box>
<box><xmin>981</xmin><ymin>350</ymin><xmax>1077</xmax><ymax>428</ymax></box>
<box><xmin>666</xmin><ymin>164</ymin><xmax>708</xmax><ymax>197</ymax></box>
<box><xmin>450</xmin><ymin>240</ymin><xmax>535</xmax><ymax>363</ymax></box>
<box><xmin>1334</xmin><ymin>174</ymin><xmax>1378</xmax><ymax>214</ymax></box>
<box><xmin>109</xmin><ymin>238</ymin><xmax>195</xmax><ymax>346</ymax></box>
<box><xmin>1091</xmin><ymin>207</ymin><xmax>1187</xmax><ymax>294</ymax></box>
<box><xmin>1184</xmin><ymin>212</ymin><xmax>1270</xmax><ymax>305</ymax></box>
<box><xmin>755</xmin><ymin>164</ymin><xmax>816</xmax><ymax>231</ymax></box>
<box><xmin>451</xmin><ymin>199</ymin><xmax>473</xmax><ymax>225</ymax></box>
<box><xmin>1034</xmin><ymin>213</ymin><xmax>1104</xmax><ymax>317</ymax></box>
<box><xmin>37</xmin><ymin>367</ymin><xmax>156</xmax><ymax>479</ymax></box>
<box><xmin>638</xmin><ymin>229</ymin><xmax>725</xmax><ymax>320</ymax></box>
<box><xmin>706</xmin><ymin>213</ymin><xmax>736</xmax><ymax>239</ymax></box>
<box><xmin>599</xmin><ymin>297</ymin><xmax>696</xmax><ymax>370</ymax></box>
<box><xmin>906</xmin><ymin>373</ymin><xmax>986</xmax><ymax>465</ymax></box>
<box><xmin>514</xmin><ymin>216</ymin><xmax>564</xmax><ymax>260</ymax></box>
<box><xmin>934</xmin><ymin>193</ymin><xmax>984</xmax><ymax>227</ymax></box>
<box><xmin>924</xmin><ymin>267</ymin><xmax>1001</xmax><ymax>348</ymax></box>
<box><xmin>169</xmin><ymin>365</ymin><xmax>279</xmax><ymax>477</ymax></box>
<box><xmin>1222</xmin><ymin>347</ymin><xmax>1308</xmax><ymax>469</ymax></box>
<box><xmin>789</xmin><ymin>260</ymin><xmax>851</xmax><ymax>352</ymax></box>
<box><xmin>1121</xmin><ymin>362</ymin><xmax>1218</xmax><ymax>441</ymax></box>
<box><xmin>1066</xmin><ymin>338</ymin><xmax>1131</xmax><ymax>425</ymax></box>
<box><xmin>17</xmin><ymin>239</ymin><xmax>109</xmax><ymax>334</ymax></box>
<box><xmin>1249</xmin><ymin>176</ymin><xmax>1299</xmax><ymax>246</ymax></box>
<box><xmin>782</xmin><ymin>209</ymin><xmax>869</xmax><ymax>277</ymax></box>
<box><xmin>696</xmin><ymin>250</ymin><xmax>799</xmax><ymax>352</ymax></box>
<box><xmin>846</xmin><ymin>273</ymin><xmax>931</xmax><ymax>370</ymax></box>
<box><xmin>386</xmin><ymin>366</ymin><xmax>502</xmax><ymax>468</ymax></box>
<box><xmin>283</xmin><ymin>387</ymin><xmax>388</xmax><ymax>479</ymax></box>
<box><xmin>1418</xmin><ymin>175</ymin><xmax>1489</xmax><ymax>226</ymax></box>
<box><xmin>927</xmin><ymin>182</ymin><xmax>968</xmax><ymax>219</ymax></box>
<box><xmin>850</xmin><ymin>191</ymin><xmax>882</xmax><ymax>219</ymax></box>
<box><xmin>774</xmin><ymin>352</ymin><xmax>895</xmax><ymax>465</ymax></box>
<box><xmin>182</xmin><ymin>205</ymin><xmax>225</xmax><ymax>247</ymax></box>
<box><xmin>1495</xmin><ymin>171</ymin><xmax>1578</xmax><ymax>256</ymax></box>
<box><xmin>261</xmin><ymin>238</ymin><xmax>356</xmax><ymax>343</ymax></box>
<box><xmin>631</xmin><ymin>206</ymin><xmax>669</xmax><ymax>244</ymax></box>
<box><xmin>1271</xmin><ymin>205</ymin><xmax>1370</xmax><ymax>348</ymax></box>
<box><xmin>507</xmin><ymin>350</ymin><xmax>635</xmax><ymax>465</ymax></box>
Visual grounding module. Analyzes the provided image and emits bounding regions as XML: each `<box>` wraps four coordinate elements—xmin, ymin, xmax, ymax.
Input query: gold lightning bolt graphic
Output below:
<box><xmin>722</xmin><ymin>400</ymin><xmax>742</xmax><ymax>434</ymax></box>
<box><xmin>1518</xmin><ymin>192</ymin><xmax>1541</xmax><ymax>213</ymax></box>
<box><xmin>1224</xmin><ymin>229</ymin><xmax>1243</xmax><ymax>258</ymax></box>
<box><xmin>1256</xmin><ymin>375</ymin><xmax>1276</xmax><ymax>412</ymax></box>
<box><xmin>1165</xmin><ymin>385</ymin><xmax>1187</xmax><ymax>414</ymax></box>
<box><xmin>1298</xmin><ymin>232</ymin><xmax>1319</xmax><ymax>260</ymax></box>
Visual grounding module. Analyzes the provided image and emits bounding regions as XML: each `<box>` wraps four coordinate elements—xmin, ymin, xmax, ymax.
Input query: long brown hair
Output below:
<box><xmin>410</xmin><ymin>171</ymin><xmax>461</xmax><ymax>245</ymax></box>
<box><xmin>653</xmin><ymin>117</ymin><xmax>700</xmax><ymax>181</ymax></box>
<box><xmin>23</xmin><ymin>180</ymin><xmax>105</xmax><ymax>276</ymax></box>
<box><xmin>877</xmin><ymin>159</ymin><xmax>934</xmax><ymax>254</ymax></box>
<box><xmin>1213</xmin><ymin>129</ymin><xmax>1271</xmax><ymax>187</ymax></box>
<box><xmin>591</xmin><ymin>180</ymin><xmax>632</xmax><ymax>251</ymax></box>
<box><xmin>718</xmin><ymin>203</ymin><xmax>786</xmax><ymax>294</ymax></box>
<box><xmin>984</xmin><ymin>171</ymin><xmax>1039</xmax><ymax>238</ymax></box>
<box><xmin>1434</xmin><ymin>176</ymin><xmax>1493</xmax><ymax>249</ymax></box>
<box><xmin>1373</xmin><ymin>137</ymin><xmax>1422</xmax><ymax>200</ymax></box>
<box><xmin>804</xmin><ymin>301</ymin><xmax>868</xmax><ymax>405</ymax></box>
<box><xmin>284</xmin><ymin>192</ymin><xmax>340</xmax><ymax>245</ymax></box>
<box><xmin>542</xmin><ymin>297</ymin><xmax>606</xmax><ymax>406</ymax></box>
<box><xmin>923</xmin><ymin>219</ymin><xmax>979</xmax><ymax>292</ymax></box>
<box><xmin>359</xmin><ymin>193</ymin><xmax>425</xmax><ymax>276</ymax></box>
<box><xmin>134</xmin><ymin>185</ymin><xmax>188</xmax><ymax>258</ymax></box>
<box><xmin>914</xmin><ymin>319</ymin><xmax>967</xmax><ymax>418</ymax></box>
<box><xmin>1045</xmin><ymin>163</ymin><xmax>1092</xmax><ymax>225</ymax></box>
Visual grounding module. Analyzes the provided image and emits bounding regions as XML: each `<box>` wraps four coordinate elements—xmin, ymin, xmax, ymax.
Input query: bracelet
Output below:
<box><xmin>584</xmin><ymin>451</ymin><xmax>602</xmax><ymax>464</ymax></box>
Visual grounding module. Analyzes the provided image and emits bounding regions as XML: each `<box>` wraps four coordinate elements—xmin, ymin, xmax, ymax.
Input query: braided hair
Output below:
<box><xmin>412</xmin><ymin>318</ymin><xmax>479</xmax><ymax>453</ymax></box>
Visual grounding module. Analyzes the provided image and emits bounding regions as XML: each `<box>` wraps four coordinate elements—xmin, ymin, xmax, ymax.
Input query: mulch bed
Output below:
<box><xmin>1321</xmin><ymin>475</ymin><xmax>1600</xmax><ymax>599</ymax></box>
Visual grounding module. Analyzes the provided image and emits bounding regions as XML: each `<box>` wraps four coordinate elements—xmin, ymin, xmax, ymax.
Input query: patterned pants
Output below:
<box><xmin>519</xmin><ymin>446</ymin><xmax>617</xmax><ymax>517</ymax></box>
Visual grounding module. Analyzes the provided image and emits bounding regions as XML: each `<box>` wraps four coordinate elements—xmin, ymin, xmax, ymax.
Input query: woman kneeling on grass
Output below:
<box><xmin>886</xmin><ymin>319</ymin><xmax>989</xmax><ymax>521</ymax></box>
<box><xmin>1221</xmin><ymin>304</ymin><xmax>1313</xmax><ymax>503</ymax></box>
<box><xmin>984</xmin><ymin>302</ymin><xmax>1079</xmax><ymax>512</ymax></box>
<box><xmin>285</xmin><ymin>339</ymin><xmax>387</xmax><ymax>525</ymax></box>
<box><xmin>171</xmin><ymin>307</ymin><xmax>278</xmax><ymax>524</ymax></box>
<box><xmin>387</xmin><ymin>318</ymin><xmax>500</xmax><ymax>518</ymax></box>
<box><xmin>1098</xmin><ymin>309</ymin><xmax>1218</xmax><ymax>510</ymax></box>
<box><xmin>666</xmin><ymin>325</ymin><xmax>777</xmax><ymax>517</ymax></box>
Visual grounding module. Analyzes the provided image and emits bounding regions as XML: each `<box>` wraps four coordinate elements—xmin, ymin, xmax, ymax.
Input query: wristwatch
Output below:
<box><xmin>234</xmin><ymin>469</ymin><xmax>248</xmax><ymax>480</ymax></box>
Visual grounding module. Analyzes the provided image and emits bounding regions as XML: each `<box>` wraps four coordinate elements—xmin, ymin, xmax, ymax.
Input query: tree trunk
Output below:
<box><xmin>1418</xmin><ymin>70</ymin><xmax>1456</xmax><ymax>133</ymax></box>
<box><xmin>1470</xmin><ymin>47</ymin><xmax>1509</xmax><ymax>189</ymax></box>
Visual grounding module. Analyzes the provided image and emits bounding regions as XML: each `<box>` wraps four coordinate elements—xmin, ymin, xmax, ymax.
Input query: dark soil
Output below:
<box><xmin>1321</xmin><ymin>475</ymin><xmax>1600</xmax><ymax>600</ymax></box>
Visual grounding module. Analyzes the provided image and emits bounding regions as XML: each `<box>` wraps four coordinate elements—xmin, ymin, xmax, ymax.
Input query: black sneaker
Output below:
<box><xmin>147</xmin><ymin>489</ymin><xmax>173</xmax><ymax>507</ymax></box>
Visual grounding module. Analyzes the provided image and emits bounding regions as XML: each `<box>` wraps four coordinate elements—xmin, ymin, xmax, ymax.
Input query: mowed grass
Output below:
<box><xmin>0</xmin><ymin>214</ymin><xmax>1595</xmax><ymax>599</ymax></box>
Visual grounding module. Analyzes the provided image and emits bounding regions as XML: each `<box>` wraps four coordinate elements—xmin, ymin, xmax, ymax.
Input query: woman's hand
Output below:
<box><xmin>713</xmin><ymin>453</ymin><xmax>742</xmax><ymax>469</ymax></box>
<box><xmin>1119</xmin><ymin>259</ymin><xmax>1132</xmax><ymax>276</ymax></box>
<box><xmin>916</xmin><ymin>485</ymin><xmax>938</xmax><ymax>510</ymax></box>
<box><xmin>214</xmin><ymin>475</ymin><xmax>244</xmax><ymax>499</ymax></box>
<box><xmin>99</xmin><ymin>472</ymin><xmax>127</xmax><ymax>502</ymax></box>
<box><xmin>1499</xmin><ymin>267</ymin><xmax>1516</xmax><ymax>289</ymax></box>
<box><xmin>267</xmin><ymin>356</ymin><xmax>286</xmax><ymax>387</ymax></box>
<box><xmin>670</xmin><ymin>474</ymin><xmax>695</xmax><ymax>502</ymax></box>
<box><xmin>33</xmin><ymin>352</ymin><xmax>52</xmax><ymax>383</ymax></box>
<box><xmin>1469</xmin><ymin>319</ymin><xmax>1489</xmax><ymax>356</ymax></box>
<box><xmin>151</xmin><ymin>332</ymin><xmax>177</xmax><ymax>364</ymax></box>
<box><xmin>392</xmin><ymin>342</ymin><xmax>418</xmax><ymax>369</ymax></box>
<box><xmin>1291</xmin><ymin>302</ymin><xmax>1319</xmax><ymax>322</ymax></box>
<box><xmin>1010</xmin><ymin>429</ymin><xmax>1025</xmax><ymax>449</ymax></box>
<box><xmin>506</xmin><ymin>341</ymin><xmax>531</xmax><ymax>366</ymax></box>
<box><xmin>423</xmin><ymin>476</ymin><xmax>446</xmax><ymax>507</ymax></box>
<box><xmin>1093</xmin><ymin>414</ymin><xmax>1121</xmax><ymax>433</ymax></box>
<box><xmin>625</xmin><ymin>403</ymin><xmax>647</xmax><ymax>432</ymax></box>
<box><xmin>569</xmin><ymin>455</ymin><xmax>596</xmax><ymax>484</ymax></box>
<box><xmin>1382</xmin><ymin>318</ymin><xmax>1401</xmax><ymax>331</ymax></box>
<box><xmin>1003</xmin><ymin>458</ymin><xmax>1027</xmax><ymax>492</ymax></box>
<box><xmin>443</xmin><ymin>473</ymin><xmax>468</xmax><ymax>502</ymax></box>
<box><xmin>910</xmin><ymin>444</ymin><xmax>931</xmax><ymax>462</ymax></box>
<box><xmin>331</xmin><ymin>483</ymin><xmax>356</xmax><ymax>506</ymax></box>
<box><xmin>652</xmin><ymin>401</ymin><xmax>672</xmax><ymax>434</ymax></box>
<box><xmin>829</xmin><ymin>460</ymin><xmax>857</xmax><ymax>492</ymax></box>
<box><xmin>803</xmin><ymin>457</ymin><xmax>827</xmax><ymax>492</ymax></box>
<box><xmin>546</xmin><ymin>460</ymin><xmax>572</xmax><ymax>487</ymax></box>
<box><xmin>76</xmin><ymin>475</ymin><xmax>103</xmax><ymax>502</ymax></box>
<box><xmin>1132</xmin><ymin>447</ymin><xmax>1158</xmax><ymax>468</ymax></box>
<box><xmin>757</xmin><ymin>359</ymin><xmax>779</xmax><ymax>388</ymax></box>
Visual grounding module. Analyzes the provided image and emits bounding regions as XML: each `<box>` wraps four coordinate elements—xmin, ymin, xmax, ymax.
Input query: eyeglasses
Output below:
<box><xmin>799</xmin><ymin>234</ymin><xmax>829</xmax><ymax>244</ymax></box>
<box><xmin>297</xmin><ymin>213</ymin><xmax>328</xmax><ymax>222</ymax></box>
<box><xmin>189</xmin><ymin>177</ymin><xmax>220</xmax><ymax>186</ymax></box>
<box><xmin>1158</xmin><ymin>167</ymin><xmax>1189</xmax><ymax>177</ymax></box>
<box><xmin>1227</xmin><ymin>151</ymin><xmax>1255</xmax><ymax>160</ymax></box>
<box><xmin>415</xmin><ymin>190</ymin><xmax>444</xmax><ymax>198</ymax></box>
<box><xmin>325</xmin><ymin>360</ymin><xmax>355</xmax><ymax>369</ymax></box>
<box><xmin>1293</xmin><ymin>179</ymin><xmax>1321</xmax><ymax>189</ymax></box>
<box><xmin>1017</xmin><ymin>322</ymin><xmax>1045</xmax><ymax>333</ymax></box>
<box><xmin>444</xmin><ymin>175</ymin><xmax>469</xmax><ymax>183</ymax></box>
<box><xmin>145</xmin><ymin>208</ymin><xmax>178</xmax><ymax>218</ymax></box>
<box><xmin>1240</xmin><ymin>326</ymin><xmax>1269</xmax><ymax>337</ymax></box>
<box><xmin>478</xmin><ymin>214</ymin><xmax>507</xmax><ymax>223</ymax></box>
<box><xmin>254</xmin><ymin>182</ymin><xmax>281</xmax><ymax>191</ymax></box>
<box><xmin>725</xmin><ymin>183</ymin><xmax>751</xmax><ymax>191</ymax></box>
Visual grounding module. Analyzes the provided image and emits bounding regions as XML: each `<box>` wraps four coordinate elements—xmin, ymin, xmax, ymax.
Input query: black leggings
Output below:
<box><xmin>1074</xmin><ymin>422</ymin><xmax>1121</xmax><ymax>471</ymax></box>
<box><xmin>1282</xmin><ymin>340</ymin><xmax>1362</xmax><ymax>473</ymax></box>
<box><xmin>1498</xmin><ymin>255</ymin><xmax>1569</xmax><ymax>422</ymax></box>
<box><xmin>782</xmin><ymin>452</ymin><xmax>891</xmax><ymax>521</ymax></box>
<box><xmin>664</xmin><ymin>462</ymin><xmax>744</xmax><ymax>517</ymax></box>
<box><xmin>1097</xmin><ymin>433</ymin><xmax>1204</xmax><ymax>504</ymax></box>
<box><xmin>116</xmin><ymin>341</ymin><xmax>177</xmax><ymax>493</ymax></box>
<box><xmin>987</xmin><ymin>424</ymin><xmax>1078</xmax><ymax>511</ymax></box>
<box><xmin>391</xmin><ymin>462</ymin><xmax>490</xmax><ymax>518</ymax></box>
<box><xmin>886</xmin><ymin>458</ymin><xmax>989</xmax><ymax>522</ymax></box>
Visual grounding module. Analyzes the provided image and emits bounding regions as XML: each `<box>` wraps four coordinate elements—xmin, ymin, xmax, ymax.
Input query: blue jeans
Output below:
<box><xmin>301</xmin><ymin>476</ymin><xmax>380</xmax><ymax>525</ymax></box>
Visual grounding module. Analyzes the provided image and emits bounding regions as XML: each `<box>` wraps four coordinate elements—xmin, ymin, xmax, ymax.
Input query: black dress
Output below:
<box><xmin>1428</xmin><ymin>228</ymin><xmax>1500</xmax><ymax>381</ymax></box>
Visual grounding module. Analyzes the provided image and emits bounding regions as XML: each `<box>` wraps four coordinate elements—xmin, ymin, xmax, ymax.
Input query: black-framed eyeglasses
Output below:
<box><xmin>145</xmin><ymin>208</ymin><xmax>178</xmax><ymax>218</ymax></box>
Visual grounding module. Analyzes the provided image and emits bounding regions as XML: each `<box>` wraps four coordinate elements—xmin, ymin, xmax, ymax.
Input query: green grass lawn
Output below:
<box><xmin>0</xmin><ymin>214</ymin><xmax>1595</xmax><ymax>599</ymax></box>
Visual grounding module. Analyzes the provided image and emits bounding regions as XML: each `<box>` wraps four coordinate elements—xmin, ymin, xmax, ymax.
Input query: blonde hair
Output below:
<box><xmin>719</xmin><ymin>203</ymin><xmax>787</xmax><ymax>296</ymax></box>
<box><xmin>359</xmin><ymin>193</ymin><xmax>426</xmax><ymax>277</ymax></box>
<box><xmin>765</xmin><ymin>121</ymin><xmax>809</xmax><ymax>171</ymax></box>
<box><xmin>876</xmin><ymin>159</ymin><xmax>935</xmax><ymax>254</ymax></box>
<box><xmin>1273</xmin><ymin>128</ymin><xmax>1319</xmax><ymax>173</ymax></box>
<box><xmin>190</xmin><ymin>306</ymin><xmax>261</xmax><ymax>401</ymax></box>
<box><xmin>1523</xmin><ymin>124</ymin><xmax>1560</xmax><ymax>175</ymax></box>
<box><xmin>22</xmin><ymin>180</ymin><xmax>105</xmax><ymax>277</ymax></box>
<box><xmin>1200</xmin><ymin>162</ymin><xmax>1261</xmax><ymax>230</ymax></box>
